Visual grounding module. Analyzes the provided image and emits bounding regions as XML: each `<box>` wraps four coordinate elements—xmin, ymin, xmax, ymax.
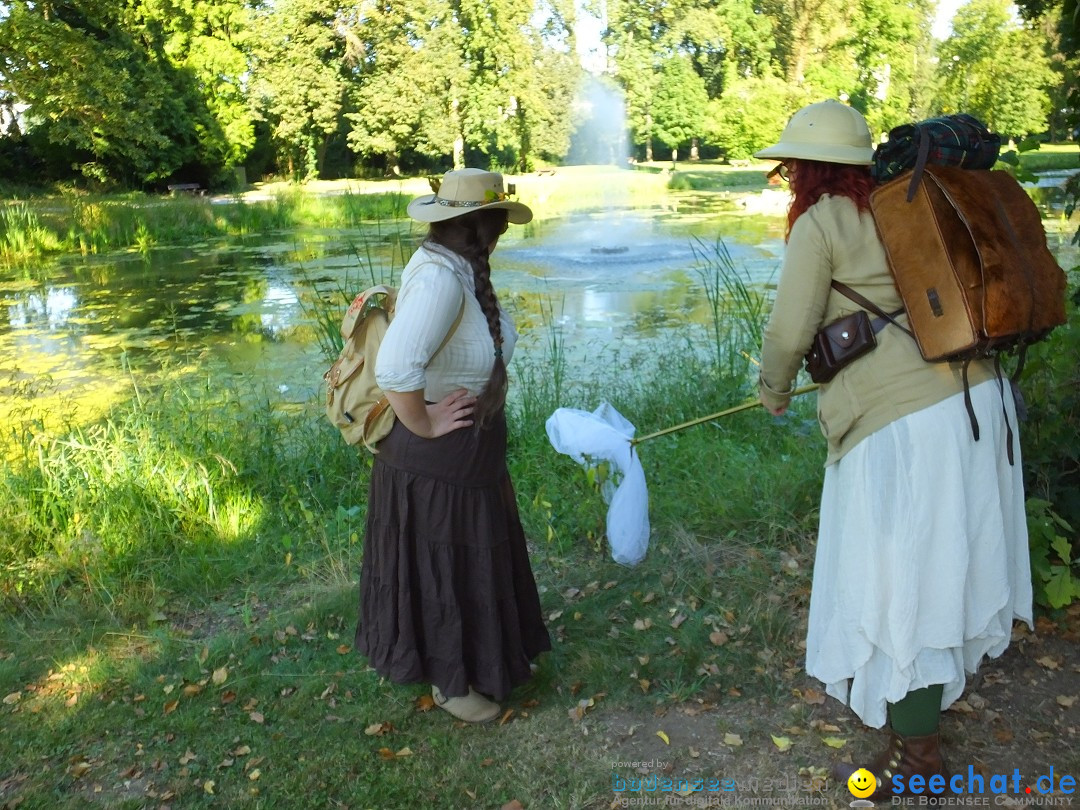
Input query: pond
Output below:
<box><xmin>1</xmin><ymin>182</ymin><xmax>1076</xmax><ymax>430</ymax></box>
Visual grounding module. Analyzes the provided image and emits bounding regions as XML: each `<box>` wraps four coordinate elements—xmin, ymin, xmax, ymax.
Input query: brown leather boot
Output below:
<box><xmin>833</xmin><ymin>731</ymin><xmax>949</xmax><ymax>801</ymax></box>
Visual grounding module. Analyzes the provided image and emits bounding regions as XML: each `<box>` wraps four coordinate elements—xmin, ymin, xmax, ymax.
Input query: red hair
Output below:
<box><xmin>785</xmin><ymin>159</ymin><xmax>876</xmax><ymax>241</ymax></box>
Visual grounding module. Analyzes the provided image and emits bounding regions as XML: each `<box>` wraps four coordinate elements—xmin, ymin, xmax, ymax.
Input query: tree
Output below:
<box><xmin>934</xmin><ymin>0</ymin><xmax>1056</xmax><ymax>138</ymax></box>
<box><xmin>844</xmin><ymin>0</ymin><xmax>936</xmax><ymax>132</ymax></box>
<box><xmin>649</xmin><ymin>55</ymin><xmax>707</xmax><ymax>155</ymax></box>
<box><xmin>249</xmin><ymin>0</ymin><xmax>347</xmax><ymax>180</ymax></box>
<box><xmin>150</xmin><ymin>0</ymin><xmax>256</xmax><ymax>183</ymax></box>
<box><xmin>705</xmin><ymin>75</ymin><xmax>809</xmax><ymax>160</ymax></box>
<box><xmin>0</xmin><ymin>0</ymin><xmax>206</xmax><ymax>184</ymax></box>
<box><xmin>342</xmin><ymin>2</ymin><xmax>465</xmax><ymax>173</ymax></box>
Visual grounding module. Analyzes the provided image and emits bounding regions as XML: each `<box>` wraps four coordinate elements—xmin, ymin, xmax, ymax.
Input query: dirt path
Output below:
<box><xmin>590</xmin><ymin>613</ymin><xmax>1080</xmax><ymax>809</ymax></box>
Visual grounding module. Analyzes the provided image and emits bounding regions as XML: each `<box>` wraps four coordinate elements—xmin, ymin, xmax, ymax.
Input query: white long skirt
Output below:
<box><xmin>806</xmin><ymin>379</ymin><xmax>1033</xmax><ymax>729</ymax></box>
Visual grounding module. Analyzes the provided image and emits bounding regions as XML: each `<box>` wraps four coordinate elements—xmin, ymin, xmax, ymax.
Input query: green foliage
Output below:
<box><xmin>0</xmin><ymin>190</ymin><xmax>409</xmax><ymax>265</ymax></box>
<box><xmin>650</xmin><ymin>56</ymin><xmax>709</xmax><ymax>152</ymax></box>
<box><xmin>249</xmin><ymin>0</ymin><xmax>348</xmax><ymax>180</ymax></box>
<box><xmin>1026</xmin><ymin>499</ymin><xmax>1080</xmax><ymax>609</ymax></box>
<box><xmin>933</xmin><ymin>0</ymin><xmax>1056</xmax><ymax>137</ymax></box>
<box><xmin>1020</xmin><ymin>292</ymin><xmax>1080</xmax><ymax>609</ymax></box>
<box><xmin>704</xmin><ymin>76</ymin><xmax>806</xmax><ymax>160</ymax></box>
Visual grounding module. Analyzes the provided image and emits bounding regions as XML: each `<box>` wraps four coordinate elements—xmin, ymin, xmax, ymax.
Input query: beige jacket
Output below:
<box><xmin>759</xmin><ymin>194</ymin><xmax>995</xmax><ymax>466</ymax></box>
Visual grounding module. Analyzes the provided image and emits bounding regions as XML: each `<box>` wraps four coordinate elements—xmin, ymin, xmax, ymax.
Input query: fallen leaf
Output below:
<box><xmin>3</xmin><ymin>691</ymin><xmax>21</xmax><ymax>705</ymax></box>
<box><xmin>365</xmin><ymin>722</ymin><xmax>392</xmax><ymax>736</ymax></box>
<box><xmin>232</xmin><ymin>745</ymin><xmax>252</xmax><ymax>756</ymax></box>
<box><xmin>179</xmin><ymin>750</ymin><xmax>197</xmax><ymax>766</ymax></box>
<box><xmin>203</xmin><ymin>780</ymin><xmax>215</xmax><ymax>795</ymax></box>
<box><xmin>822</xmin><ymin>737</ymin><xmax>847</xmax><ymax>749</ymax></box>
<box><xmin>501</xmin><ymin>801</ymin><xmax>525</xmax><ymax>810</ymax></box>
<box><xmin>1057</xmin><ymin>695</ymin><xmax>1077</xmax><ymax>708</ymax></box>
<box><xmin>336</xmin><ymin>644</ymin><xmax>351</xmax><ymax>654</ymax></box>
<box><xmin>802</xmin><ymin>687</ymin><xmax>826</xmax><ymax>705</ymax></box>
<box><xmin>415</xmin><ymin>695</ymin><xmax>435</xmax><ymax>712</ymax></box>
<box><xmin>65</xmin><ymin>693</ymin><xmax>78</xmax><ymax>708</ymax></box>
<box><xmin>248</xmin><ymin>769</ymin><xmax>261</xmax><ymax>781</ymax></box>
<box><xmin>498</xmin><ymin>709</ymin><xmax>515</xmax><ymax>725</ymax></box>
<box><xmin>163</xmin><ymin>700</ymin><xmax>179</xmax><ymax>715</ymax></box>
<box><xmin>723</xmin><ymin>733</ymin><xmax>743</xmax><ymax>747</ymax></box>
<box><xmin>670</xmin><ymin>613</ymin><xmax>687</xmax><ymax>629</ymax></box>
<box><xmin>221</xmin><ymin>690</ymin><xmax>237</xmax><ymax>705</ymax></box>
<box><xmin>1036</xmin><ymin>656</ymin><xmax>1061</xmax><ymax>670</ymax></box>
<box><xmin>993</xmin><ymin>728</ymin><xmax>1014</xmax><ymax>743</ymax></box>
<box><xmin>949</xmin><ymin>700</ymin><xmax>974</xmax><ymax>714</ymax></box>
<box><xmin>249</xmin><ymin>711</ymin><xmax>265</xmax><ymax>724</ymax></box>
<box><xmin>68</xmin><ymin>761</ymin><xmax>91</xmax><ymax>779</ymax></box>
<box><xmin>395</xmin><ymin>747</ymin><xmax>413</xmax><ymax>757</ymax></box>
<box><xmin>656</xmin><ymin>730</ymin><xmax>670</xmax><ymax>745</ymax></box>
<box><xmin>771</xmin><ymin>735</ymin><xmax>793</xmax><ymax>752</ymax></box>
<box><xmin>633</xmin><ymin>618</ymin><xmax>653</xmax><ymax>631</ymax></box>
<box><xmin>688</xmin><ymin>747</ymin><xmax>700</xmax><ymax>758</ymax></box>
<box><xmin>199</xmin><ymin>646</ymin><xmax>209</xmax><ymax>664</ymax></box>
<box><xmin>638</xmin><ymin>679</ymin><xmax>651</xmax><ymax>693</ymax></box>
<box><xmin>182</xmin><ymin>684</ymin><xmax>203</xmax><ymax>698</ymax></box>
<box><xmin>212</xmin><ymin>667</ymin><xmax>228</xmax><ymax>685</ymax></box>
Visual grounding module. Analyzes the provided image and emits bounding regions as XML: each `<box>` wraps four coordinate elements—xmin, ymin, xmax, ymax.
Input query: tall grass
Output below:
<box><xmin>0</xmin><ymin>189</ymin><xmax>412</xmax><ymax>265</ymax></box>
<box><xmin>0</xmin><ymin>237</ymin><xmax>820</xmax><ymax>619</ymax></box>
<box><xmin>692</xmin><ymin>235</ymin><xmax>774</xmax><ymax>376</ymax></box>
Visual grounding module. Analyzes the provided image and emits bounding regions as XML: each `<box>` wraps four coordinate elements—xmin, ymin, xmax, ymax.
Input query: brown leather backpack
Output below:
<box><xmin>870</xmin><ymin>165</ymin><xmax>1067</xmax><ymax>461</ymax></box>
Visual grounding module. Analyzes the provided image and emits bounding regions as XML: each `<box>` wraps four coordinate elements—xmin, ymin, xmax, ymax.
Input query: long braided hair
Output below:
<box><xmin>426</xmin><ymin>208</ymin><xmax>510</xmax><ymax>427</ymax></box>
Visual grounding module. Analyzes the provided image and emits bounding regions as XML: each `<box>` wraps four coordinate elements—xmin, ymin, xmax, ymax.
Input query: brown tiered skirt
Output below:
<box><xmin>355</xmin><ymin>411</ymin><xmax>551</xmax><ymax>701</ymax></box>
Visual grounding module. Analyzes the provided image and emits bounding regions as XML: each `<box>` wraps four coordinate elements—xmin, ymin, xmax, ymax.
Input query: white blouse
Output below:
<box><xmin>374</xmin><ymin>244</ymin><xmax>518</xmax><ymax>400</ymax></box>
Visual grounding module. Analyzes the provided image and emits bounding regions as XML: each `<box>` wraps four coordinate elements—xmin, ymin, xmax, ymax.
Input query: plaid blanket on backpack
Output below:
<box><xmin>873</xmin><ymin>113</ymin><xmax>1001</xmax><ymax>187</ymax></box>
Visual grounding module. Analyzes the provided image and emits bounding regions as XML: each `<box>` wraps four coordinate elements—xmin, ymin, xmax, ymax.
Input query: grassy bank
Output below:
<box><xmin>0</xmin><ymin>300</ymin><xmax>827</xmax><ymax>807</ymax></box>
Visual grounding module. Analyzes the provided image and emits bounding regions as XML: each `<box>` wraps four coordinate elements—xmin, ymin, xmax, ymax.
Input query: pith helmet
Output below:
<box><xmin>754</xmin><ymin>100</ymin><xmax>874</xmax><ymax>166</ymax></box>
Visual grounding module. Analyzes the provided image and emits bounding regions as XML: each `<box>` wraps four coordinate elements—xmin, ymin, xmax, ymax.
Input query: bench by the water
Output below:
<box><xmin>167</xmin><ymin>183</ymin><xmax>205</xmax><ymax>196</ymax></box>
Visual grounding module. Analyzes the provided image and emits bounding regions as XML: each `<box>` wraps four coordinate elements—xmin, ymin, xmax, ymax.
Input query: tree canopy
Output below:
<box><xmin>0</xmin><ymin>0</ymin><xmax>1073</xmax><ymax>188</ymax></box>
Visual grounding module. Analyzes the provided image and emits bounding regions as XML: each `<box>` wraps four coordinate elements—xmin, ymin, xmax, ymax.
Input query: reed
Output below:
<box><xmin>0</xmin><ymin>189</ymin><xmax>415</xmax><ymax>265</ymax></box>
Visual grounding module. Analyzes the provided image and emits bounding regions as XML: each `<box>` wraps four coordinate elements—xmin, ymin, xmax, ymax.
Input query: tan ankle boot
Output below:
<box><xmin>833</xmin><ymin>732</ymin><xmax>948</xmax><ymax>801</ymax></box>
<box><xmin>431</xmin><ymin>685</ymin><xmax>500</xmax><ymax>724</ymax></box>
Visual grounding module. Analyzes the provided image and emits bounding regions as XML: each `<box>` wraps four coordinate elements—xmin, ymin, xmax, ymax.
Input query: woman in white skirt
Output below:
<box><xmin>754</xmin><ymin>101</ymin><xmax>1032</xmax><ymax>798</ymax></box>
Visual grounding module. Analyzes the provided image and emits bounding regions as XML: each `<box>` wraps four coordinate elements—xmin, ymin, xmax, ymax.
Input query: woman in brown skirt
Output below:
<box><xmin>355</xmin><ymin>168</ymin><xmax>551</xmax><ymax>723</ymax></box>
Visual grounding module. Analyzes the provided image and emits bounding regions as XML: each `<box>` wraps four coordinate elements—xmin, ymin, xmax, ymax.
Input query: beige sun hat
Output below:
<box><xmin>407</xmin><ymin>168</ymin><xmax>533</xmax><ymax>224</ymax></box>
<box><xmin>754</xmin><ymin>100</ymin><xmax>874</xmax><ymax>166</ymax></box>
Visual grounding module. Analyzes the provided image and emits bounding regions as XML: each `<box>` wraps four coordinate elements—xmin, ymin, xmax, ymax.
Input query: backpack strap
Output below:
<box><xmin>364</xmin><ymin>291</ymin><xmax>467</xmax><ymax>435</ymax></box>
<box><xmin>831</xmin><ymin>281</ymin><xmax>910</xmax><ymax>337</ymax></box>
<box><xmin>434</xmin><ymin>291</ymin><xmax>467</xmax><ymax>356</ymax></box>
<box><xmin>905</xmin><ymin>125</ymin><xmax>933</xmax><ymax>202</ymax></box>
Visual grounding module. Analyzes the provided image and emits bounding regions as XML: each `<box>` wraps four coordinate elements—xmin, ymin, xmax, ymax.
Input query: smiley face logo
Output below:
<box><xmin>848</xmin><ymin>768</ymin><xmax>877</xmax><ymax>798</ymax></box>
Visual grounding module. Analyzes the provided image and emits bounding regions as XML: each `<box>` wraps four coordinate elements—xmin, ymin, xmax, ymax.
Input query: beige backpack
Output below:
<box><xmin>323</xmin><ymin>284</ymin><xmax>464</xmax><ymax>453</ymax></box>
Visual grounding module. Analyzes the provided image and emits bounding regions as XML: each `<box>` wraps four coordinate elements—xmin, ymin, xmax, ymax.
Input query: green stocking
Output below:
<box><xmin>888</xmin><ymin>685</ymin><xmax>944</xmax><ymax>737</ymax></box>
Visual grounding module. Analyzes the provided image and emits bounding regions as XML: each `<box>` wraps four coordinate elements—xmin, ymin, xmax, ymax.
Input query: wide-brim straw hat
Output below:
<box><xmin>754</xmin><ymin>100</ymin><xmax>874</xmax><ymax>166</ymax></box>
<box><xmin>407</xmin><ymin>168</ymin><xmax>533</xmax><ymax>224</ymax></box>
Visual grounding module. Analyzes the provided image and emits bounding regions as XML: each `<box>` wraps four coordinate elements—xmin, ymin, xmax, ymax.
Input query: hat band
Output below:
<box><xmin>431</xmin><ymin>189</ymin><xmax>511</xmax><ymax>208</ymax></box>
